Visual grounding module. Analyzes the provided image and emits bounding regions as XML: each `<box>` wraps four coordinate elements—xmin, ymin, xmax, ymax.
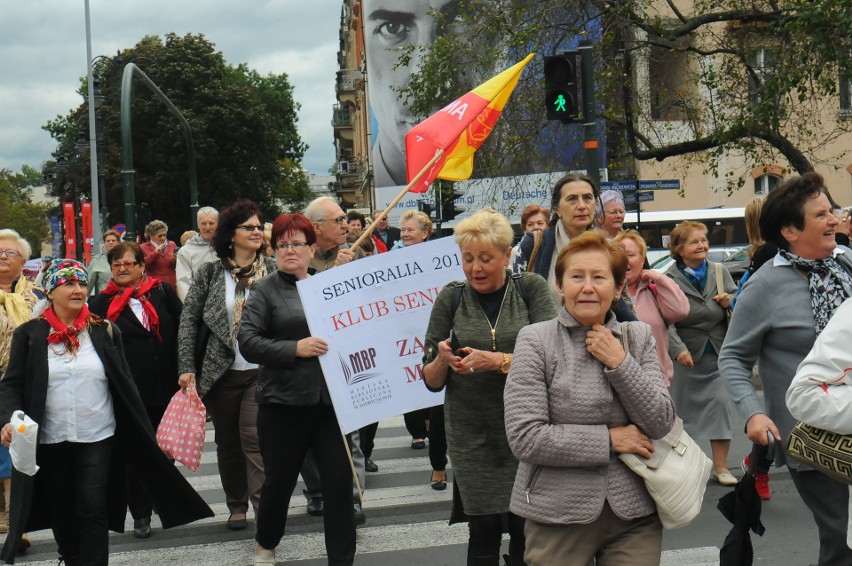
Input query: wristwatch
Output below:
<box><xmin>498</xmin><ymin>353</ymin><xmax>511</xmax><ymax>374</ymax></box>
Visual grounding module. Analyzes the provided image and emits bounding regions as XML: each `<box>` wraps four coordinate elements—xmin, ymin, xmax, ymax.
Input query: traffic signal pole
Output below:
<box><xmin>578</xmin><ymin>40</ymin><xmax>600</xmax><ymax>189</ymax></box>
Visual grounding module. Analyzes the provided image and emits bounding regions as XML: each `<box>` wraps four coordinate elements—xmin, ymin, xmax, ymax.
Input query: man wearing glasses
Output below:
<box><xmin>300</xmin><ymin>197</ymin><xmax>369</xmax><ymax>526</ymax></box>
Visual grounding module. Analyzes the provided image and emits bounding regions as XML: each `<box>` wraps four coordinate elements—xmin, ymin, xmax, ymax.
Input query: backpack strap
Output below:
<box><xmin>449</xmin><ymin>274</ymin><xmax>530</xmax><ymax>319</ymax></box>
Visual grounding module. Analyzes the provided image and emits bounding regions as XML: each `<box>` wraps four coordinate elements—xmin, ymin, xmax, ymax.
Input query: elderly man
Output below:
<box><xmin>371</xmin><ymin>209</ymin><xmax>401</xmax><ymax>250</ymax></box>
<box><xmin>175</xmin><ymin>206</ymin><xmax>218</xmax><ymax>301</ymax></box>
<box><xmin>300</xmin><ymin>197</ymin><xmax>368</xmax><ymax>526</ymax></box>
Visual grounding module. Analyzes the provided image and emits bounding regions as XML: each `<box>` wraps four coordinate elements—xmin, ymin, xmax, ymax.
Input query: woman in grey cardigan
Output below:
<box><xmin>505</xmin><ymin>231</ymin><xmax>674</xmax><ymax>566</ymax></box>
<box><xmin>422</xmin><ymin>208</ymin><xmax>557</xmax><ymax>566</ymax></box>
<box><xmin>178</xmin><ymin>200</ymin><xmax>275</xmax><ymax>531</ymax></box>
<box><xmin>665</xmin><ymin>221</ymin><xmax>738</xmax><ymax>486</ymax></box>
<box><xmin>719</xmin><ymin>172</ymin><xmax>852</xmax><ymax>565</ymax></box>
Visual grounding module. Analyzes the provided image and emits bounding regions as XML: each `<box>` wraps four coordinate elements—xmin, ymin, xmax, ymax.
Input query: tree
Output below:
<box><xmin>0</xmin><ymin>168</ymin><xmax>51</xmax><ymax>257</ymax></box>
<box><xmin>398</xmin><ymin>1</ymin><xmax>852</xmax><ymax>200</ymax></box>
<box><xmin>43</xmin><ymin>33</ymin><xmax>311</xmax><ymax>236</ymax></box>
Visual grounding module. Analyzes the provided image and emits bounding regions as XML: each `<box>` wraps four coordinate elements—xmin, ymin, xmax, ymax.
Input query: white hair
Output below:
<box><xmin>0</xmin><ymin>228</ymin><xmax>32</xmax><ymax>260</ymax></box>
<box><xmin>595</xmin><ymin>190</ymin><xmax>626</xmax><ymax>223</ymax></box>
<box><xmin>303</xmin><ymin>196</ymin><xmax>339</xmax><ymax>222</ymax></box>
<box><xmin>197</xmin><ymin>206</ymin><xmax>219</xmax><ymax>221</ymax></box>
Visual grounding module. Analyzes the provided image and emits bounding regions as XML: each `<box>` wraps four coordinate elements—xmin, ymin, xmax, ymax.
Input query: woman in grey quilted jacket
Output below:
<box><xmin>504</xmin><ymin>231</ymin><xmax>675</xmax><ymax>566</ymax></box>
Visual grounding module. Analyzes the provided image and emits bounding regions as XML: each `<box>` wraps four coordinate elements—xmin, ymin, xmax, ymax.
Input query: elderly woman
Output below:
<box><xmin>512</xmin><ymin>173</ymin><xmax>597</xmax><ymax>305</ymax></box>
<box><xmin>520</xmin><ymin>205</ymin><xmax>549</xmax><ymax>234</ymax></box>
<box><xmin>0</xmin><ymin>229</ymin><xmax>43</xmax><ymax>542</ymax></box>
<box><xmin>392</xmin><ymin>209</ymin><xmax>431</xmax><ymax>250</ymax></box>
<box><xmin>0</xmin><ymin>259</ymin><xmax>211</xmax><ymax>565</ymax></box>
<box><xmin>140</xmin><ymin>220</ymin><xmax>177</xmax><ymax>287</ymax></box>
<box><xmin>422</xmin><ymin>208</ymin><xmax>556</xmax><ymax>565</ymax></box>
<box><xmin>665</xmin><ymin>221</ymin><xmax>737</xmax><ymax>485</ymax></box>
<box><xmin>720</xmin><ymin>172</ymin><xmax>852</xmax><ymax>565</ymax></box>
<box><xmin>238</xmin><ymin>213</ymin><xmax>355</xmax><ymax>566</ymax></box>
<box><xmin>615</xmin><ymin>230</ymin><xmax>689</xmax><ymax>386</ymax></box>
<box><xmin>88</xmin><ymin>242</ymin><xmax>182</xmax><ymax>539</ymax></box>
<box><xmin>87</xmin><ymin>230</ymin><xmax>121</xmax><ymax>295</ymax></box>
<box><xmin>595</xmin><ymin>190</ymin><xmax>626</xmax><ymax>238</ymax></box>
<box><xmin>505</xmin><ymin>231</ymin><xmax>675</xmax><ymax>566</ymax></box>
<box><xmin>178</xmin><ymin>199</ymin><xmax>275</xmax><ymax>531</ymax></box>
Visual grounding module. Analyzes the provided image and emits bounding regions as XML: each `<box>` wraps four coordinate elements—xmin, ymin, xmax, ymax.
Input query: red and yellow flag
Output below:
<box><xmin>405</xmin><ymin>53</ymin><xmax>535</xmax><ymax>193</ymax></box>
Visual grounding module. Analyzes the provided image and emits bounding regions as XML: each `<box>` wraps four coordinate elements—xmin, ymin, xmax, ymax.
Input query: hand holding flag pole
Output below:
<box><xmin>351</xmin><ymin>53</ymin><xmax>535</xmax><ymax>251</ymax></box>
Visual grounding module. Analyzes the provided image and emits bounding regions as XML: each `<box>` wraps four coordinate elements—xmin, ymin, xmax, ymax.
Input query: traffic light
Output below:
<box><xmin>544</xmin><ymin>52</ymin><xmax>580</xmax><ymax>121</ymax></box>
<box><xmin>438</xmin><ymin>182</ymin><xmax>466</xmax><ymax>222</ymax></box>
<box><xmin>417</xmin><ymin>200</ymin><xmax>434</xmax><ymax>219</ymax></box>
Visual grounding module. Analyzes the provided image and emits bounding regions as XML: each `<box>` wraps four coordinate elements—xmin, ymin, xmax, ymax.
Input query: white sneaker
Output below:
<box><xmin>255</xmin><ymin>547</ymin><xmax>276</xmax><ymax>565</ymax></box>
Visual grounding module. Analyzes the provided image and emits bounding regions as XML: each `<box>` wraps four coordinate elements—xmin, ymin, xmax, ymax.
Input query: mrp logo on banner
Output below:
<box><xmin>297</xmin><ymin>237</ymin><xmax>463</xmax><ymax>433</ymax></box>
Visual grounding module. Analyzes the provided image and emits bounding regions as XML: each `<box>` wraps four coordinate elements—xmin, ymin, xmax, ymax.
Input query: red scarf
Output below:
<box><xmin>43</xmin><ymin>304</ymin><xmax>96</xmax><ymax>355</ymax></box>
<box><xmin>102</xmin><ymin>276</ymin><xmax>162</xmax><ymax>341</ymax></box>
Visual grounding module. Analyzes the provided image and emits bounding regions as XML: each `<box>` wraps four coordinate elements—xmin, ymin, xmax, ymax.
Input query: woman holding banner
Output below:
<box><xmin>422</xmin><ymin>208</ymin><xmax>556</xmax><ymax>566</ymax></box>
<box><xmin>238</xmin><ymin>213</ymin><xmax>355</xmax><ymax>566</ymax></box>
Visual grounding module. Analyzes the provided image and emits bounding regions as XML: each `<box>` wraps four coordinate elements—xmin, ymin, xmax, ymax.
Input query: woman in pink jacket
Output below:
<box><xmin>615</xmin><ymin>231</ymin><xmax>689</xmax><ymax>386</ymax></box>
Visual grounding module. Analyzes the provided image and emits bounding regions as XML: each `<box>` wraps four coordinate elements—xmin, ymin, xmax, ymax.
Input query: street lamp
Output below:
<box><xmin>84</xmin><ymin>0</ymin><xmax>102</xmax><ymax>245</ymax></box>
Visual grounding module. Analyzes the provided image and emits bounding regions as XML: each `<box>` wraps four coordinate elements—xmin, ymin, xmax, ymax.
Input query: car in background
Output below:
<box><xmin>650</xmin><ymin>247</ymin><xmax>742</xmax><ymax>275</ymax></box>
<box><xmin>720</xmin><ymin>245</ymin><xmax>750</xmax><ymax>280</ymax></box>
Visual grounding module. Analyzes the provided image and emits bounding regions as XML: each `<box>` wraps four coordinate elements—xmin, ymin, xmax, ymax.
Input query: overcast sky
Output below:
<box><xmin>0</xmin><ymin>0</ymin><xmax>339</xmax><ymax>176</ymax></box>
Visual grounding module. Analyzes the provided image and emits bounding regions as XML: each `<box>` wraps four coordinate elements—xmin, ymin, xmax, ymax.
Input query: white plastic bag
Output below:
<box><xmin>10</xmin><ymin>410</ymin><xmax>39</xmax><ymax>476</ymax></box>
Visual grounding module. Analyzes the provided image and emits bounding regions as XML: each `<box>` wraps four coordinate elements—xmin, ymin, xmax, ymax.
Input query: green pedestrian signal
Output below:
<box><xmin>544</xmin><ymin>53</ymin><xmax>580</xmax><ymax>121</ymax></box>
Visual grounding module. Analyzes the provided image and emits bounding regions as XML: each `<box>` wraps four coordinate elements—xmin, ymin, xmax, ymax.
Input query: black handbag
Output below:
<box><xmin>785</xmin><ymin>421</ymin><xmax>852</xmax><ymax>484</ymax></box>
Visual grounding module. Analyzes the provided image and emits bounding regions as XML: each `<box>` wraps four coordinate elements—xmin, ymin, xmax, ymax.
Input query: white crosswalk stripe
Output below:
<box><xmin>9</xmin><ymin>416</ymin><xmax>720</xmax><ymax>565</ymax></box>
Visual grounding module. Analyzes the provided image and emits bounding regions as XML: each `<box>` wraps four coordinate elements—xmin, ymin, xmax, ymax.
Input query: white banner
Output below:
<box><xmin>297</xmin><ymin>237</ymin><xmax>464</xmax><ymax>434</ymax></box>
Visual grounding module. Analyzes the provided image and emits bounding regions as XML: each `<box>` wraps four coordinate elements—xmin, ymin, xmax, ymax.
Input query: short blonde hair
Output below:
<box><xmin>180</xmin><ymin>230</ymin><xmax>197</xmax><ymax>246</ymax></box>
<box><xmin>614</xmin><ymin>230</ymin><xmax>647</xmax><ymax>259</ymax></box>
<box><xmin>399</xmin><ymin>210</ymin><xmax>433</xmax><ymax>235</ymax></box>
<box><xmin>0</xmin><ymin>229</ymin><xmax>32</xmax><ymax>260</ymax></box>
<box><xmin>669</xmin><ymin>221</ymin><xmax>708</xmax><ymax>262</ymax></box>
<box><xmin>453</xmin><ymin>208</ymin><xmax>513</xmax><ymax>251</ymax></box>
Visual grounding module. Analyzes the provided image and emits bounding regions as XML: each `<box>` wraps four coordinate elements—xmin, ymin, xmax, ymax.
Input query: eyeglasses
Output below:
<box><xmin>277</xmin><ymin>242</ymin><xmax>310</xmax><ymax>250</ymax></box>
<box><xmin>0</xmin><ymin>249</ymin><xmax>22</xmax><ymax>258</ymax></box>
<box><xmin>111</xmin><ymin>260</ymin><xmax>140</xmax><ymax>270</ymax></box>
<box><xmin>237</xmin><ymin>224</ymin><xmax>264</xmax><ymax>232</ymax></box>
<box><xmin>321</xmin><ymin>217</ymin><xmax>347</xmax><ymax>225</ymax></box>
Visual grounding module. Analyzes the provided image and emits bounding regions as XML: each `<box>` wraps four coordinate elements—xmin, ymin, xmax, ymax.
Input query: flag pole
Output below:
<box><xmin>350</xmin><ymin>148</ymin><xmax>445</xmax><ymax>251</ymax></box>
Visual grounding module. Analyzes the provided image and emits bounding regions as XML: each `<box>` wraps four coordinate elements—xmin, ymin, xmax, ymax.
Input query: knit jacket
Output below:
<box><xmin>504</xmin><ymin>310</ymin><xmax>675</xmax><ymax>525</ymax></box>
<box><xmin>177</xmin><ymin>257</ymin><xmax>276</xmax><ymax>398</ymax></box>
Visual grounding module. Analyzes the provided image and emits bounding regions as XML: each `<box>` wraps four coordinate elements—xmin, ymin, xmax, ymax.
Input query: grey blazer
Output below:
<box><xmin>666</xmin><ymin>261</ymin><xmax>737</xmax><ymax>363</ymax></box>
<box><xmin>177</xmin><ymin>258</ymin><xmax>276</xmax><ymax>398</ymax></box>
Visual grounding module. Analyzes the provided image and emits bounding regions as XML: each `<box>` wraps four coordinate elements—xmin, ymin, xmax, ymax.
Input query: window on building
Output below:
<box><xmin>754</xmin><ymin>173</ymin><xmax>781</xmax><ymax>194</ymax></box>
<box><xmin>649</xmin><ymin>37</ymin><xmax>693</xmax><ymax>120</ymax></box>
<box><xmin>748</xmin><ymin>48</ymin><xmax>778</xmax><ymax>107</ymax></box>
<box><xmin>841</xmin><ymin>72</ymin><xmax>852</xmax><ymax>115</ymax></box>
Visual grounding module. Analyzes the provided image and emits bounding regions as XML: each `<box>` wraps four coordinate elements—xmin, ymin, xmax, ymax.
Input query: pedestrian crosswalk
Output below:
<box><xmin>8</xmin><ymin>415</ymin><xmax>720</xmax><ymax>565</ymax></box>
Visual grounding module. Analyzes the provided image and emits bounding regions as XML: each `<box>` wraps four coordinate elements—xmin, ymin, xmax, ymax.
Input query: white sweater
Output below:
<box><xmin>786</xmin><ymin>297</ymin><xmax>852</xmax><ymax>549</ymax></box>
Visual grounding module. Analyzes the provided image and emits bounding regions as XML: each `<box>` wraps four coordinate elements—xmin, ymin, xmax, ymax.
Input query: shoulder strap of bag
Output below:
<box><xmin>527</xmin><ymin>230</ymin><xmax>543</xmax><ymax>273</ymax></box>
<box><xmin>106</xmin><ymin>320</ymin><xmax>113</xmax><ymax>339</ymax></box>
<box><xmin>618</xmin><ymin>321</ymin><xmax>630</xmax><ymax>356</ymax></box>
<box><xmin>713</xmin><ymin>262</ymin><xmax>724</xmax><ymax>294</ymax></box>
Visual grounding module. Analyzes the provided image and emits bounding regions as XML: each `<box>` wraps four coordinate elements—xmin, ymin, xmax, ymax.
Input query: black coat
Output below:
<box><xmin>380</xmin><ymin>226</ymin><xmax>401</xmax><ymax>250</ymax></box>
<box><xmin>0</xmin><ymin>319</ymin><xmax>213</xmax><ymax>564</ymax></box>
<box><xmin>88</xmin><ymin>282</ymin><xmax>182</xmax><ymax>411</ymax></box>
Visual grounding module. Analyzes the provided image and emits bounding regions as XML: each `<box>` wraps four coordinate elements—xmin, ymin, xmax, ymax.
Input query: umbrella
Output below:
<box><xmin>718</xmin><ymin>432</ymin><xmax>776</xmax><ymax>566</ymax></box>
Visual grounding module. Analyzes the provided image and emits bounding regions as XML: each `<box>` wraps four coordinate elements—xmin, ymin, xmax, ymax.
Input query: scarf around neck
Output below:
<box><xmin>779</xmin><ymin>249</ymin><xmax>852</xmax><ymax>335</ymax></box>
<box><xmin>103</xmin><ymin>276</ymin><xmax>162</xmax><ymax>341</ymax></box>
<box><xmin>678</xmin><ymin>260</ymin><xmax>707</xmax><ymax>292</ymax></box>
<box><xmin>222</xmin><ymin>254</ymin><xmax>267</xmax><ymax>342</ymax></box>
<box><xmin>42</xmin><ymin>304</ymin><xmax>98</xmax><ymax>355</ymax></box>
<box><xmin>0</xmin><ymin>276</ymin><xmax>31</xmax><ymax>327</ymax></box>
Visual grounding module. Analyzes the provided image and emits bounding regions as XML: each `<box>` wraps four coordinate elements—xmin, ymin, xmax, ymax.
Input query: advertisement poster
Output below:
<box><xmin>297</xmin><ymin>237</ymin><xmax>463</xmax><ymax>433</ymax></box>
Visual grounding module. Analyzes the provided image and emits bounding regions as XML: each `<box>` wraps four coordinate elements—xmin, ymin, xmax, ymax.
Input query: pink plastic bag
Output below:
<box><xmin>156</xmin><ymin>387</ymin><xmax>206</xmax><ymax>472</ymax></box>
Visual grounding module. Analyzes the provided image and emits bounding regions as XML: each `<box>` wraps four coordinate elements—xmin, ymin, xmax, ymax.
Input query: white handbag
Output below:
<box><xmin>615</xmin><ymin>323</ymin><xmax>713</xmax><ymax>529</ymax></box>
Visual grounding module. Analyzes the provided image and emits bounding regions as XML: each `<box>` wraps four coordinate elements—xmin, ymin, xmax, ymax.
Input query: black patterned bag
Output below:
<box><xmin>785</xmin><ymin>421</ymin><xmax>852</xmax><ymax>484</ymax></box>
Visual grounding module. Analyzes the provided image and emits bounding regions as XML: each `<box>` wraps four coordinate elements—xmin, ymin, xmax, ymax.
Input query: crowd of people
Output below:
<box><xmin>0</xmin><ymin>172</ymin><xmax>851</xmax><ymax>565</ymax></box>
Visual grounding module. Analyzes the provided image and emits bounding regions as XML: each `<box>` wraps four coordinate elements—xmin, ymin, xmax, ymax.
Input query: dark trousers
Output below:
<box><xmin>467</xmin><ymin>512</ymin><xmax>526</xmax><ymax>566</ymax></box>
<box><xmin>39</xmin><ymin>438</ymin><xmax>113</xmax><ymax>566</ymax></box>
<box><xmin>359</xmin><ymin>422</ymin><xmax>379</xmax><ymax>459</ymax></box>
<box><xmin>428</xmin><ymin>405</ymin><xmax>448</xmax><ymax>472</ymax></box>
<box><xmin>404</xmin><ymin>408</ymin><xmax>429</xmax><ymax>440</ymax></box>
<box><xmin>127</xmin><ymin>404</ymin><xmax>166</xmax><ymax>520</ymax></box>
<box><xmin>789</xmin><ymin>468</ymin><xmax>852</xmax><ymax>566</ymax></box>
<box><xmin>204</xmin><ymin>369</ymin><xmax>263</xmax><ymax>515</ymax></box>
<box><xmin>256</xmin><ymin>403</ymin><xmax>355</xmax><ymax>565</ymax></box>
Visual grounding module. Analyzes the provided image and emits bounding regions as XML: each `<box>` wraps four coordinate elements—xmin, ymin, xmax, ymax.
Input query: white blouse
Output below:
<box><xmin>223</xmin><ymin>269</ymin><xmax>259</xmax><ymax>372</ymax></box>
<box><xmin>42</xmin><ymin>330</ymin><xmax>116</xmax><ymax>444</ymax></box>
